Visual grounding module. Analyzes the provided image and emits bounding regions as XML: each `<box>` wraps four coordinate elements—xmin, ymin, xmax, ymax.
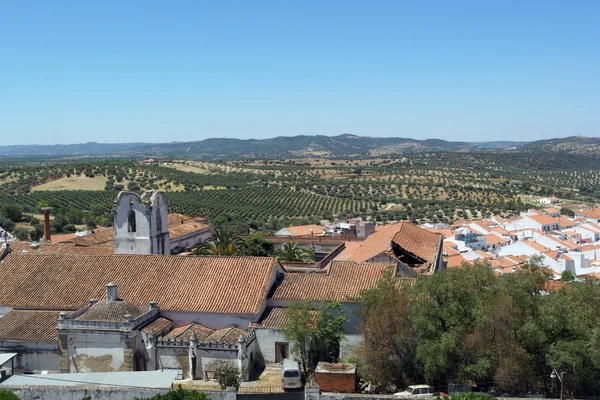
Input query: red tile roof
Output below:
<box><xmin>0</xmin><ymin>253</ymin><xmax>280</xmax><ymax>315</ymax></box>
<box><xmin>283</xmin><ymin>224</ymin><xmax>325</xmax><ymax>237</ymax></box>
<box><xmin>529</xmin><ymin>215</ymin><xmax>559</xmax><ymax>226</ymax></box>
<box><xmin>342</xmin><ymin>222</ymin><xmax>408</xmax><ymax>262</ymax></box>
<box><xmin>249</xmin><ymin>307</ymin><xmax>319</xmax><ymax>329</ymax></box>
<box><xmin>0</xmin><ymin>310</ymin><xmax>63</xmax><ymax>342</ymax></box>
<box><xmin>391</xmin><ymin>222</ymin><xmax>442</xmax><ymax>264</ymax></box>
<box><xmin>163</xmin><ymin>323</ymin><xmax>245</xmax><ymax>345</ymax></box>
<box><xmin>141</xmin><ymin>317</ymin><xmax>172</xmax><ymax>336</ymax></box>
<box><xmin>272</xmin><ymin>261</ymin><xmax>415</xmax><ymax>302</ymax></box>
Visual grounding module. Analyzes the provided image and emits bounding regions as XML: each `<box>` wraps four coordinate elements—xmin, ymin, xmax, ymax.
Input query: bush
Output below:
<box><xmin>0</xmin><ymin>389</ymin><xmax>20</xmax><ymax>400</ymax></box>
<box><xmin>213</xmin><ymin>361</ymin><xmax>242</xmax><ymax>390</ymax></box>
<box><xmin>449</xmin><ymin>393</ymin><xmax>495</xmax><ymax>400</ymax></box>
<box><xmin>12</xmin><ymin>228</ymin><xmax>30</xmax><ymax>241</ymax></box>
<box><xmin>133</xmin><ymin>386</ymin><xmax>209</xmax><ymax>399</ymax></box>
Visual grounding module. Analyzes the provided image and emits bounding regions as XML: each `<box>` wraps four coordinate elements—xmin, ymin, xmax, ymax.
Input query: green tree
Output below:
<box><xmin>355</xmin><ymin>269</ymin><xmax>415</xmax><ymax>391</ymax></box>
<box><xmin>241</xmin><ymin>233</ymin><xmax>271</xmax><ymax>256</ymax></box>
<box><xmin>560</xmin><ymin>270</ymin><xmax>574</xmax><ymax>282</ymax></box>
<box><xmin>283</xmin><ymin>301</ymin><xmax>346</xmax><ymax>376</ymax></box>
<box><xmin>213</xmin><ymin>361</ymin><xmax>242</xmax><ymax>390</ymax></box>
<box><xmin>274</xmin><ymin>242</ymin><xmax>315</xmax><ymax>262</ymax></box>
<box><xmin>12</xmin><ymin>228</ymin><xmax>30</xmax><ymax>241</ymax></box>
<box><xmin>0</xmin><ymin>203</ymin><xmax>23</xmax><ymax>223</ymax></box>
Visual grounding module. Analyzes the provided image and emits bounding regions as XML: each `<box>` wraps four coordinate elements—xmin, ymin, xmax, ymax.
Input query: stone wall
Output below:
<box><xmin>3</xmin><ymin>386</ymin><xmax>231</xmax><ymax>400</ymax></box>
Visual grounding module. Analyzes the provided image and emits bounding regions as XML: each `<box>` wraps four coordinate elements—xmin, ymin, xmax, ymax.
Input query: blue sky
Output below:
<box><xmin>1</xmin><ymin>0</ymin><xmax>599</xmax><ymax>145</ymax></box>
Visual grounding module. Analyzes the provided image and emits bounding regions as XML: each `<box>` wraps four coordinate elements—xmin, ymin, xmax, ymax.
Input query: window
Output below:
<box><xmin>283</xmin><ymin>370</ymin><xmax>300</xmax><ymax>378</ymax></box>
<box><xmin>128</xmin><ymin>210</ymin><xmax>136</xmax><ymax>233</ymax></box>
<box><xmin>156</xmin><ymin>211</ymin><xmax>162</xmax><ymax>232</ymax></box>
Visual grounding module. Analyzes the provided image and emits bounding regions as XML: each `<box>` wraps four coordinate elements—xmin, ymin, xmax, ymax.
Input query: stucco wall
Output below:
<box><xmin>0</xmin><ymin>343</ymin><xmax>58</xmax><ymax>374</ymax></box>
<box><xmin>67</xmin><ymin>331</ymin><xmax>132</xmax><ymax>373</ymax></box>
<box><xmin>253</xmin><ymin>328</ymin><xmax>287</xmax><ymax>363</ymax></box>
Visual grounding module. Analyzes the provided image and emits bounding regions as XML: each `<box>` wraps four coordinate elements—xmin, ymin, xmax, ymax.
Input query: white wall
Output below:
<box><xmin>0</xmin><ymin>342</ymin><xmax>58</xmax><ymax>373</ymax></box>
<box><xmin>67</xmin><ymin>331</ymin><xmax>128</xmax><ymax>373</ymax></box>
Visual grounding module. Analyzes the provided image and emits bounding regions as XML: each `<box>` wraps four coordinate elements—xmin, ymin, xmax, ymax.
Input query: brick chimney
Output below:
<box><xmin>106</xmin><ymin>282</ymin><xmax>118</xmax><ymax>301</ymax></box>
<box><xmin>41</xmin><ymin>207</ymin><xmax>53</xmax><ymax>242</ymax></box>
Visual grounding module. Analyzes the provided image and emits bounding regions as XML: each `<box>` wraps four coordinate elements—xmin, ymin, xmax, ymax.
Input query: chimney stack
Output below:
<box><xmin>106</xmin><ymin>282</ymin><xmax>118</xmax><ymax>301</ymax></box>
<box><xmin>89</xmin><ymin>299</ymin><xmax>98</xmax><ymax>306</ymax></box>
<box><xmin>149</xmin><ymin>301</ymin><xmax>158</xmax><ymax>310</ymax></box>
<box><xmin>41</xmin><ymin>207</ymin><xmax>53</xmax><ymax>242</ymax></box>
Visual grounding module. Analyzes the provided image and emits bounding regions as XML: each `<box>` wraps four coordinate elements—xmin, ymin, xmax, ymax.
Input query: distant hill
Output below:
<box><xmin>0</xmin><ymin>134</ymin><xmax>596</xmax><ymax>160</ymax></box>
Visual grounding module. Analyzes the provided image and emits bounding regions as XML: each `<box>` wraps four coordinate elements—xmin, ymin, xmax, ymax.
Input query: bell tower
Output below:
<box><xmin>113</xmin><ymin>190</ymin><xmax>170</xmax><ymax>254</ymax></box>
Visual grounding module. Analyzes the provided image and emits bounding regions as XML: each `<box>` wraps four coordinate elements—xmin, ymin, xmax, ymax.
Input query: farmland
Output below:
<box><xmin>1</xmin><ymin>151</ymin><xmax>600</xmax><ymax>236</ymax></box>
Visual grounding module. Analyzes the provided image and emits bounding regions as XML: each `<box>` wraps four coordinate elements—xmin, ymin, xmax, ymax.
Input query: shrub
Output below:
<box><xmin>0</xmin><ymin>389</ymin><xmax>19</xmax><ymax>400</ymax></box>
<box><xmin>213</xmin><ymin>361</ymin><xmax>242</xmax><ymax>390</ymax></box>
<box><xmin>133</xmin><ymin>386</ymin><xmax>209</xmax><ymax>399</ymax></box>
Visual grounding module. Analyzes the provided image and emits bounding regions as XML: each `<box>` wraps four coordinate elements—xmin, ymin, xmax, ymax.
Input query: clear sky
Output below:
<box><xmin>1</xmin><ymin>0</ymin><xmax>599</xmax><ymax>145</ymax></box>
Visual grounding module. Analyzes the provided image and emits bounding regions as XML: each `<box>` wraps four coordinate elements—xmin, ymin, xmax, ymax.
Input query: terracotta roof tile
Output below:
<box><xmin>168</xmin><ymin>219</ymin><xmax>211</xmax><ymax>240</ymax></box>
<box><xmin>0</xmin><ymin>310</ymin><xmax>63</xmax><ymax>342</ymax></box>
<box><xmin>163</xmin><ymin>323</ymin><xmax>245</xmax><ymax>345</ymax></box>
<box><xmin>391</xmin><ymin>222</ymin><xmax>442</xmax><ymax>264</ymax></box>
<box><xmin>345</xmin><ymin>222</ymin><xmax>430</xmax><ymax>263</ymax></box>
<box><xmin>250</xmin><ymin>307</ymin><xmax>319</xmax><ymax>329</ymax></box>
<box><xmin>283</xmin><ymin>225</ymin><xmax>325</xmax><ymax>237</ymax></box>
<box><xmin>6</xmin><ymin>241</ymin><xmax>113</xmax><ymax>254</ymax></box>
<box><xmin>272</xmin><ymin>261</ymin><xmax>415</xmax><ymax>302</ymax></box>
<box><xmin>142</xmin><ymin>317</ymin><xmax>172</xmax><ymax>336</ymax></box>
<box><xmin>0</xmin><ymin>253</ymin><xmax>280</xmax><ymax>315</ymax></box>
<box><xmin>75</xmin><ymin>300</ymin><xmax>148</xmax><ymax>322</ymax></box>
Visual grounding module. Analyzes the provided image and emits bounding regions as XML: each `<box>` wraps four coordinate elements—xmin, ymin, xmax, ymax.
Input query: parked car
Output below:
<box><xmin>281</xmin><ymin>358</ymin><xmax>302</xmax><ymax>390</ymax></box>
<box><xmin>394</xmin><ymin>385</ymin><xmax>436</xmax><ymax>397</ymax></box>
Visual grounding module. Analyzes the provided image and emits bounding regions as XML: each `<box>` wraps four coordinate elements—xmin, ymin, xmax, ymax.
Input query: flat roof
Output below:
<box><xmin>0</xmin><ymin>370</ymin><xmax>177</xmax><ymax>389</ymax></box>
<box><xmin>0</xmin><ymin>353</ymin><xmax>17</xmax><ymax>366</ymax></box>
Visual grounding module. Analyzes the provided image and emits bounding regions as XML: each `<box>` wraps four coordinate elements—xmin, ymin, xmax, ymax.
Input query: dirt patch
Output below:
<box><xmin>31</xmin><ymin>175</ymin><xmax>108</xmax><ymax>191</ymax></box>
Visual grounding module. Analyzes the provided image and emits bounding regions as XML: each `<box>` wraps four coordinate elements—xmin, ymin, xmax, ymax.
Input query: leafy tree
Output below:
<box><xmin>560</xmin><ymin>270</ymin><xmax>574</xmax><ymax>282</ymax></box>
<box><xmin>0</xmin><ymin>203</ymin><xmax>23</xmax><ymax>223</ymax></box>
<box><xmin>274</xmin><ymin>242</ymin><xmax>315</xmax><ymax>262</ymax></box>
<box><xmin>12</xmin><ymin>228</ymin><xmax>30</xmax><ymax>241</ymax></box>
<box><xmin>283</xmin><ymin>301</ymin><xmax>346</xmax><ymax>376</ymax></box>
<box><xmin>560</xmin><ymin>207</ymin><xmax>575</xmax><ymax>218</ymax></box>
<box><xmin>241</xmin><ymin>233</ymin><xmax>271</xmax><ymax>256</ymax></box>
<box><xmin>355</xmin><ymin>268</ymin><xmax>415</xmax><ymax>391</ymax></box>
<box><xmin>213</xmin><ymin>361</ymin><xmax>242</xmax><ymax>390</ymax></box>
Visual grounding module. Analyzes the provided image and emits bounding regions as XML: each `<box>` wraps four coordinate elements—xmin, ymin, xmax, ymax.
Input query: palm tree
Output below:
<box><xmin>190</xmin><ymin>227</ymin><xmax>244</xmax><ymax>256</ymax></box>
<box><xmin>274</xmin><ymin>242</ymin><xmax>315</xmax><ymax>262</ymax></box>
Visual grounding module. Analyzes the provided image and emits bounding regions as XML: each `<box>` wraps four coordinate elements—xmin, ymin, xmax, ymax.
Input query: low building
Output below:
<box><xmin>315</xmin><ymin>362</ymin><xmax>356</xmax><ymax>393</ymax></box>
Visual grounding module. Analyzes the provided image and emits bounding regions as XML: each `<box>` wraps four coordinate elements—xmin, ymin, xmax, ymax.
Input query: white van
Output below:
<box><xmin>282</xmin><ymin>358</ymin><xmax>302</xmax><ymax>390</ymax></box>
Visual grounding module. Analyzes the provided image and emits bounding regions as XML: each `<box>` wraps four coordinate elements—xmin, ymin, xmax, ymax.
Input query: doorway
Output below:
<box><xmin>275</xmin><ymin>342</ymin><xmax>289</xmax><ymax>363</ymax></box>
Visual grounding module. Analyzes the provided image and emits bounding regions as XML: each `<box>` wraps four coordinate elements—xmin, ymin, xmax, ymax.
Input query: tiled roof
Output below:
<box><xmin>542</xmin><ymin>208</ymin><xmax>560</xmax><ymax>214</ymax></box>
<box><xmin>391</xmin><ymin>222</ymin><xmax>442</xmax><ymax>264</ymax></box>
<box><xmin>0</xmin><ymin>253</ymin><xmax>280</xmax><ymax>315</ymax></box>
<box><xmin>65</xmin><ymin>229</ymin><xmax>113</xmax><ymax>246</ymax></box>
<box><xmin>142</xmin><ymin>317</ymin><xmax>172</xmax><ymax>336</ymax></box>
<box><xmin>163</xmin><ymin>323</ymin><xmax>246</xmax><ymax>345</ymax></box>
<box><xmin>6</xmin><ymin>241</ymin><xmax>113</xmax><ymax>254</ymax></box>
<box><xmin>343</xmin><ymin>222</ymin><xmax>412</xmax><ymax>262</ymax></box>
<box><xmin>283</xmin><ymin>224</ymin><xmax>325</xmax><ymax>237</ymax></box>
<box><xmin>445</xmin><ymin>254</ymin><xmax>470</xmax><ymax>268</ymax></box>
<box><xmin>483</xmin><ymin>234</ymin><xmax>507</xmax><ymax>245</ymax></box>
<box><xmin>272</xmin><ymin>261</ymin><xmax>415</xmax><ymax>302</ymax></box>
<box><xmin>250</xmin><ymin>307</ymin><xmax>319</xmax><ymax>329</ymax></box>
<box><xmin>0</xmin><ymin>310</ymin><xmax>63</xmax><ymax>342</ymax></box>
<box><xmin>168</xmin><ymin>219</ymin><xmax>211</xmax><ymax>240</ymax></box>
<box><xmin>75</xmin><ymin>300</ymin><xmax>148</xmax><ymax>322</ymax></box>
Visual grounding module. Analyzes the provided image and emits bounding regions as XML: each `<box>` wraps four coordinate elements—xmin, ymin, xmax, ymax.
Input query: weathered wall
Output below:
<box><xmin>3</xmin><ymin>386</ymin><xmax>231</xmax><ymax>400</ymax></box>
<box><xmin>0</xmin><ymin>342</ymin><xmax>58</xmax><ymax>373</ymax></box>
<box><xmin>155</xmin><ymin>345</ymin><xmax>239</xmax><ymax>379</ymax></box>
<box><xmin>253</xmin><ymin>328</ymin><xmax>288</xmax><ymax>363</ymax></box>
<box><xmin>67</xmin><ymin>331</ymin><xmax>134</xmax><ymax>373</ymax></box>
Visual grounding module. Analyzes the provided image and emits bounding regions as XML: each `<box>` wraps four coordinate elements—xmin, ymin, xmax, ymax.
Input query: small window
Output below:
<box><xmin>128</xmin><ymin>210</ymin><xmax>136</xmax><ymax>233</ymax></box>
